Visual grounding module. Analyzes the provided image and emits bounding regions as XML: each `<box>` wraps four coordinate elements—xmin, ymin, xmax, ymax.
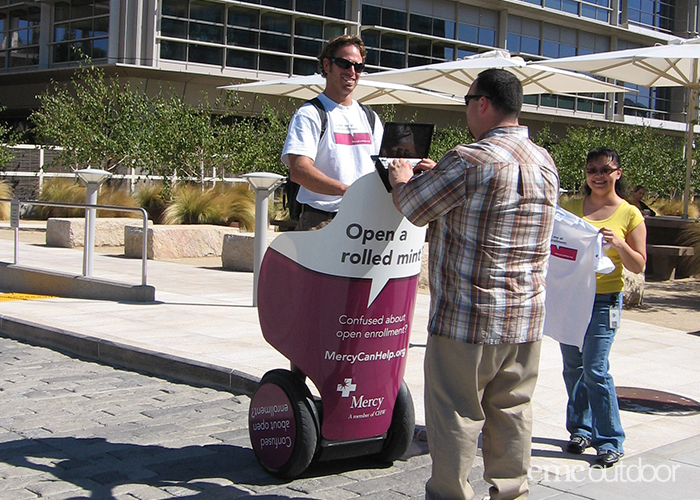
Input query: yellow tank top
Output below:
<box><xmin>561</xmin><ymin>198</ymin><xmax>644</xmax><ymax>294</ymax></box>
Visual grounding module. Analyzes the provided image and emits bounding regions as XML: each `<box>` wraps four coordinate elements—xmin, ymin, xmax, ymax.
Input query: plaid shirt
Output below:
<box><xmin>397</xmin><ymin>126</ymin><xmax>559</xmax><ymax>344</ymax></box>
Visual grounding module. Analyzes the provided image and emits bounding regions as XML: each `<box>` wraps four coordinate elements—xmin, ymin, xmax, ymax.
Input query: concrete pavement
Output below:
<box><xmin>1</xmin><ymin>224</ymin><xmax>700</xmax><ymax>499</ymax></box>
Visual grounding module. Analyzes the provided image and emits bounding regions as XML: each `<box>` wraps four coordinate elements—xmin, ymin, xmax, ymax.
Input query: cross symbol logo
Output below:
<box><xmin>337</xmin><ymin>378</ymin><xmax>357</xmax><ymax>398</ymax></box>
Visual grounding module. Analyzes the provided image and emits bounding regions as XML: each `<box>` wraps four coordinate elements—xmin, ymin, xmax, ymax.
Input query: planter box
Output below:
<box><xmin>125</xmin><ymin>224</ymin><xmax>240</xmax><ymax>260</ymax></box>
<box><xmin>46</xmin><ymin>217</ymin><xmax>147</xmax><ymax>248</ymax></box>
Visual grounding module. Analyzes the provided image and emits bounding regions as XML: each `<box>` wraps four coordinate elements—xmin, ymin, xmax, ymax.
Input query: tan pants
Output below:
<box><xmin>424</xmin><ymin>335</ymin><xmax>541</xmax><ymax>500</ymax></box>
<box><xmin>294</xmin><ymin>205</ymin><xmax>335</xmax><ymax>231</ymax></box>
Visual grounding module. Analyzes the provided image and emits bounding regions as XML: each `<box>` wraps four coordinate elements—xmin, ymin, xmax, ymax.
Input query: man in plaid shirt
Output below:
<box><xmin>389</xmin><ymin>69</ymin><xmax>559</xmax><ymax>500</ymax></box>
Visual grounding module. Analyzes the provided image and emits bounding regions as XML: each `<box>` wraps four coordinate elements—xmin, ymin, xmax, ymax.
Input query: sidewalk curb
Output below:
<box><xmin>0</xmin><ymin>314</ymin><xmax>260</xmax><ymax>396</ymax></box>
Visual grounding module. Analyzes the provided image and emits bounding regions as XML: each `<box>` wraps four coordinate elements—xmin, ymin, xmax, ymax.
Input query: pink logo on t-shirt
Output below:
<box><xmin>551</xmin><ymin>245</ymin><xmax>578</xmax><ymax>261</ymax></box>
<box><xmin>335</xmin><ymin>132</ymin><xmax>372</xmax><ymax>145</ymax></box>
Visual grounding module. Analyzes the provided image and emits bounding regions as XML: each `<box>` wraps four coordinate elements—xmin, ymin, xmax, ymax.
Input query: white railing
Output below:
<box><xmin>2</xmin><ymin>198</ymin><xmax>149</xmax><ymax>286</ymax></box>
<box><xmin>1</xmin><ymin>145</ymin><xmax>249</xmax><ymax>192</ymax></box>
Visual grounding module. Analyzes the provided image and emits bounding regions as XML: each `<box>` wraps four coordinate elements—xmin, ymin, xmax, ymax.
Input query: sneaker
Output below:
<box><xmin>596</xmin><ymin>450</ymin><xmax>623</xmax><ymax>467</ymax></box>
<box><xmin>566</xmin><ymin>436</ymin><xmax>590</xmax><ymax>454</ymax></box>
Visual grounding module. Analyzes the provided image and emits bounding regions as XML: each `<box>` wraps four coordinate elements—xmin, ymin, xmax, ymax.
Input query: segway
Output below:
<box><xmin>248</xmin><ymin>171</ymin><xmax>427</xmax><ymax>478</ymax></box>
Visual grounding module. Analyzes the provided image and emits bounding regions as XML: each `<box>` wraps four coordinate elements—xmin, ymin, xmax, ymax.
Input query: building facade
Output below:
<box><xmin>0</xmin><ymin>0</ymin><xmax>698</xmax><ymax>135</ymax></box>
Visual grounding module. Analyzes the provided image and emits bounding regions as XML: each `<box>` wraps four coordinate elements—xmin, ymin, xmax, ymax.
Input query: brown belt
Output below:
<box><xmin>301</xmin><ymin>204</ymin><xmax>336</xmax><ymax>217</ymax></box>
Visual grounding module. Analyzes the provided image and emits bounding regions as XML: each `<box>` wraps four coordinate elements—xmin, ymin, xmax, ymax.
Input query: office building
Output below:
<box><xmin>0</xmin><ymin>0</ymin><xmax>697</xmax><ymax>136</ymax></box>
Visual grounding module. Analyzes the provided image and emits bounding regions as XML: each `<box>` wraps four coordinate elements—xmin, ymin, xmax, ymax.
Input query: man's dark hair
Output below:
<box><xmin>473</xmin><ymin>69</ymin><xmax>523</xmax><ymax>117</ymax></box>
<box><xmin>319</xmin><ymin>35</ymin><xmax>366</xmax><ymax>77</ymax></box>
<box><xmin>582</xmin><ymin>147</ymin><xmax>627</xmax><ymax>198</ymax></box>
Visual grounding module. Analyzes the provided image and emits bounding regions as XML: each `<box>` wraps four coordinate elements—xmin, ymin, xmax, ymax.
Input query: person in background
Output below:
<box><xmin>559</xmin><ymin>147</ymin><xmax>647</xmax><ymax>468</ymax></box>
<box><xmin>389</xmin><ymin>68</ymin><xmax>559</xmax><ymax>500</ymax></box>
<box><xmin>630</xmin><ymin>185</ymin><xmax>656</xmax><ymax>216</ymax></box>
<box><xmin>281</xmin><ymin>35</ymin><xmax>383</xmax><ymax>231</ymax></box>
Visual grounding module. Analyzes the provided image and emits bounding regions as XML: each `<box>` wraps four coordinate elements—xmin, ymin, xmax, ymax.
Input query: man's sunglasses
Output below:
<box><xmin>464</xmin><ymin>94</ymin><xmax>489</xmax><ymax>105</ymax></box>
<box><xmin>331</xmin><ymin>57</ymin><xmax>366</xmax><ymax>73</ymax></box>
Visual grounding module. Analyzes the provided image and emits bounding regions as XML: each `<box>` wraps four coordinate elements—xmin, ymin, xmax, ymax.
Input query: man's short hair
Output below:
<box><xmin>473</xmin><ymin>69</ymin><xmax>523</xmax><ymax>118</ymax></box>
<box><xmin>319</xmin><ymin>35</ymin><xmax>367</xmax><ymax>77</ymax></box>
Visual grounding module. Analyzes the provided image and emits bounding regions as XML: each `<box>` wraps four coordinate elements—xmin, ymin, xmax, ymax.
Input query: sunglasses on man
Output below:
<box><xmin>331</xmin><ymin>57</ymin><xmax>366</xmax><ymax>73</ymax></box>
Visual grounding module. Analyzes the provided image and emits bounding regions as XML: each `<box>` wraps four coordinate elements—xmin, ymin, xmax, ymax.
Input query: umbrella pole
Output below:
<box><xmin>684</xmin><ymin>61</ymin><xmax>698</xmax><ymax>219</ymax></box>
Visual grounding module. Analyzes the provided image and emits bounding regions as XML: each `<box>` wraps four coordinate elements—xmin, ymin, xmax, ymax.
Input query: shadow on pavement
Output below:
<box><xmin>1</xmin><ymin>436</ymin><xmax>319</xmax><ymax>499</ymax></box>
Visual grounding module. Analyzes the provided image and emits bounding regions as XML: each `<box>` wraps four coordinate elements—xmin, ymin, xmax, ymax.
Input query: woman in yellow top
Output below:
<box><xmin>560</xmin><ymin>147</ymin><xmax>647</xmax><ymax>468</ymax></box>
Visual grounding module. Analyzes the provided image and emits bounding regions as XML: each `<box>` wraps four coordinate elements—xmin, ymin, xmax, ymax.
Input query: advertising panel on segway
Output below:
<box><xmin>249</xmin><ymin>169</ymin><xmax>427</xmax><ymax>478</ymax></box>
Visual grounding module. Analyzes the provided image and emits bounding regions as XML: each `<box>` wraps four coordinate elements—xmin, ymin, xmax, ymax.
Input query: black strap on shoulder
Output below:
<box><xmin>307</xmin><ymin>96</ymin><xmax>376</xmax><ymax>141</ymax></box>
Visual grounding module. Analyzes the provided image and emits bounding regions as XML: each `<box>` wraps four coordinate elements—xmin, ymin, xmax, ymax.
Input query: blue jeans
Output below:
<box><xmin>560</xmin><ymin>292</ymin><xmax>625</xmax><ymax>454</ymax></box>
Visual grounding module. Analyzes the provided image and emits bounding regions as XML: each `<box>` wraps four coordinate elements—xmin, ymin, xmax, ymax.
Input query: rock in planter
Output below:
<box><xmin>221</xmin><ymin>231</ymin><xmax>279</xmax><ymax>272</ymax></box>
<box><xmin>125</xmin><ymin>224</ymin><xmax>240</xmax><ymax>260</ymax></box>
<box><xmin>46</xmin><ymin>217</ymin><xmax>146</xmax><ymax>248</ymax></box>
<box><xmin>623</xmin><ymin>267</ymin><xmax>645</xmax><ymax>308</ymax></box>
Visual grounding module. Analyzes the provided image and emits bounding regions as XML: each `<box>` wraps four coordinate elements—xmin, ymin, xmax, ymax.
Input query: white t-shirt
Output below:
<box><xmin>281</xmin><ymin>93</ymin><xmax>383</xmax><ymax>212</ymax></box>
<box><xmin>543</xmin><ymin>206</ymin><xmax>614</xmax><ymax>349</ymax></box>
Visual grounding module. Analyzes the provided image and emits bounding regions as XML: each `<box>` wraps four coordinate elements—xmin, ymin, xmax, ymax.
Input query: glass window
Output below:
<box><xmin>71</xmin><ymin>0</ymin><xmax>93</xmax><ymax>20</ymax></box>
<box><xmin>433</xmin><ymin>19</ymin><xmax>454</xmax><ymax>39</ymax></box>
<box><xmin>261</xmin><ymin>13</ymin><xmax>291</xmax><ymax>33</ymax></box>
<box><xmin>458</xmin><ymin>23</ymin><xmax>478</xmax><ymax>44</ymax></box>
<box><xmin>227</xmin><ymin>48</ymin><xmax>256</xmax><ymax>68</ymax></box>
<box><xmin>189</xmin><ymin>22</ymin><xmax>222</xmax><ymax>43</ymax></box>
<box><xmin>227</xmin><ymin>27</ymin><xmax>257</xmax><ymax>47</ymax></box>
<box><xmin>433</xmin><ymin>43</ymin><xmax>454</xmax><ymax>61</ymax></box>
<box><xmin>380</xmin><ymin>50</ymin><xmax>403</xmax><ymax>68</ymax></box>
<box><xmin>189</xmin><ymin>43</ymin><xmax>222</xmax><ymax>64</ymax></box>
<box><xmin>259</xmin><ymin>52</ymin><xmax>288</xmax><ymax>72</ymax></box>
<box><xmin>479</xmin><ymin>28</ymin><xmax>495</xmax><ymax>46</ymax></box>
<box><xmin>73</xmin><ymin>18</ymin><xmax>92</xmax><ymax>39</ymax></box>
<box><xmin>162</xmin><ymin>0</ymin><xmax>187</xmax><ymax>17</ymax></box>
<box><xmin>295</xmin><ymin>19</ymin><xmax>322</xmax><ymax>38</ymax></box>
<box><xmin>162</xmin><ymin>18</ymin><xmax>187</xmax><ymax>38</ymax></box>
<box><xmin>296</xmin><ymin>0</ymin><xmax>323</xmax><ymax>15</ymax></box>
<box><xmin>94</xmin><ymin>0</ymin><xmax>109</xmax><ymax>17</ymax></box>
<box><xmin>324</xmin><ymin>0</ymin><xmax>346</xmax><ymax>19</ymax></box>
<box><xmin>409</xmin><ymin>38</ymin><xmax>431</xmax><ymax>56</ymax></box>
<box><xmin>55</xmin><ymin>2</ymin><xmax>71</xmax><ymax>22</ymax></box>
<box><xmin>381</xmin><ymin>8</ymin><xmax>406</xmax><ymax>30</ymax></box>
<box><xmin>190</xmin><ymin>1</ymin><xmax>223</xmax><ymax>23</ymax></box>
<box><xmin>294</xmin><ymin>37</ymin><xmax>321</xmax><ymax>56</ymax></box>
<box><xmin>324</xmin><ymin>23</ymin><xmax>344</xmax><ymax>39</ymax></box>
<box><xmin>228</xmin><ymin>8</ymin><xmax>258</xmax><ymax>28</ymax></box>
<box><xmin>361</xmin><ymin>4</ymin><xmax>380</xmax><ymax>25</ymax></box>
<box><xmin>262</xmin><ymin>0</ymin><xmax>291</xmax><ymax>9</ymax></box>
<box><xmin>92</xmin><ymin>37</ymin><xmax>108</xmax><ymax>57</ymax></box>
<box><xmin>93</xmin><ymin>16</ymin><xmax>109</xmax><ymax>37</ymax></box>
<box><xmin>410</xmin><ymin>14</ymin><xmax>432</xmax><ymax>35</ymax></box>
<box><xmin>294</xmin><ymin>57</ymin><xmax>317</xmax><ymax>74</ymax></box>
<box><xmin>260</xmin><ymin>32</ymin><xmax>290</xmax><ymax>52</ymax></box>
<box><xmin>381</xmin><ymin>33</ymin><xmax>405</xmax><ymax>52</ymax></box>
<box><xmin>161</xmin><ymin>40</ymin><xmax>187</xmax><ymax>61</ymax></box>
<box><xmin>408</xmin><ymin>55</ymin><xmax>430</xmax><ymax>67</ymax></box>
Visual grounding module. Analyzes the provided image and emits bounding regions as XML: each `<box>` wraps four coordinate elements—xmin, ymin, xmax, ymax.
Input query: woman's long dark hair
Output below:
<box><xmin>582</xmin><ymin>147</ymin><xmax>628</xmax><ymax>199</ymax></box>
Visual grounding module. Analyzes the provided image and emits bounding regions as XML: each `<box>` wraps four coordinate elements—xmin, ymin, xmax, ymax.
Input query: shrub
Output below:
<box><xmin>96</xmin><ymin>184</ymin><xmax>139</xmax><ymax>218</ymax></box>
<box><xmin>680</xmin><ymin>222</ymin><xmax>700</xmax><ymax>276</ymax></box>
<box><xmin>161</xmin><ymin>183</ymin><xmax>255</xmax><ymax>228</ymax></box>
<box><xmin>33</xmin><ymin>178</ymin><xmax>86</xmax><ymax>218</ymax></box>
<box><xmin>162</xmin><ymin>185</ymin><xmax>219</xmax><ymax>225</ymax></box>
<box><xmin>213</xmin><ymin>183</ymin><xmax>255</xmax><ymax>231</ymax></box>
<box><xmin>135</xmin><ymin>183</ymin><xmax>167</xmax><ymax>224</ymax></box>
<box><xmin>653</xmin><ymin>199</ymin><xmax>700</xmax><ymax>218</ymax></box>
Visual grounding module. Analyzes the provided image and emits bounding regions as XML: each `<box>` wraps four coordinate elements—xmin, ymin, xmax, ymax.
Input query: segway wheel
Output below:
<box><xmin>377</xmin><ymin>380</ymin><xmax>415</xmax><ymax>463</ymax></box>
<box><xmin>249</xmin><ymin>369</ymin><xmax>319</xmax><ymax>479</ymax></box>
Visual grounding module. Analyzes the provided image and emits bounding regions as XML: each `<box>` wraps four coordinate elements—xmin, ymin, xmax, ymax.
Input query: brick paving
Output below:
<box><xmin>1</xmin><ymin>337</ymin><xmax>482</xmax><ymax>499</ymax></box>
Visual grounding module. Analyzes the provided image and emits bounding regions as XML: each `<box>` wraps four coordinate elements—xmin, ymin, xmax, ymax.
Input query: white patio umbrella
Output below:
<box><xmin>547</xmin><ymin>37</ymin><xmax>700</xmax><ymax>217</ymax></box>
<box><xmin>363</xmin><ymin>50</ymin><xmax>630</xmax><ymax>96</ymax></box>
<box><xmin>220</xmin><ymin>73</ymin><xmax>462</xmax><ymax>106</ymax></box>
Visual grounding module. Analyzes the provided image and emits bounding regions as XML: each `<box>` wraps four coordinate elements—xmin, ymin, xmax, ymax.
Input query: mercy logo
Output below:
<box><xmin>337</xmin><ymin>378</ymin><xmax>357</xmax><ymax>398</ymax></box>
